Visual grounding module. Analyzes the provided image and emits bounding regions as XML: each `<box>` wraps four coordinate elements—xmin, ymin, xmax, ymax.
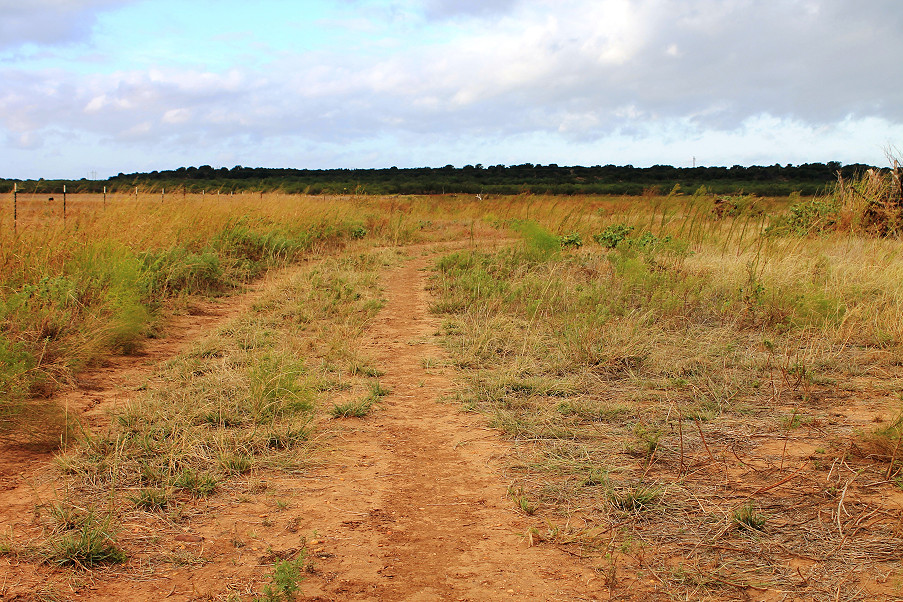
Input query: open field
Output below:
<box><xmin>1</xmin><ymin>185</ymin><xmax>902</xmax><ymax>600</ymax></box>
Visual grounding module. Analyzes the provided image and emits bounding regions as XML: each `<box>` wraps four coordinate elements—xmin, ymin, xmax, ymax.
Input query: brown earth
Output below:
<box><xmin>0</xmin><ymin>247</ymin><xmax>616</xmax><ymax>601</ymax></box>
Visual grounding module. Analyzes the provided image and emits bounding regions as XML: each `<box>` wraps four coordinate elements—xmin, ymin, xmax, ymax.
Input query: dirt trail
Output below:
<box><xmin>0</xmin><ymin>248</ymin><xmax>605</xmax><ymax>601</ymax></box>
<box><xmin>291</xmin><ymin>251</ymin><xmax>600</xmax><ymax>600</ymax></box>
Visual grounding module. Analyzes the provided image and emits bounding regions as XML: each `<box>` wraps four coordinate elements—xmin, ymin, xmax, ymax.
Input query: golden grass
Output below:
<box><xmin>428</xmin><ymin>201</ymin><xmax>903</xmax><ymax>599</ymax></box>
<box><xmin>3</xmin><ymin>187</ymin><xmax>902</xmax><ymax>599</ymax></box>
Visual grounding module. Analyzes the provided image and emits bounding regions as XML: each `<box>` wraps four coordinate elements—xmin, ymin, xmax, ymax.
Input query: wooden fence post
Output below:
<box><xmin>63</xmin><ymin>185</ymin><xmax>67</xmax><ymax>222</ymax></box>
<box><xmin>13</xmin><ymin>182</ymin><xmax>17</xmax><ymax>231</ymax></box>
<box><xmin>103</xmin><ymin>186</ymin><xmax>107</xmax><ymax>209</ymax></box>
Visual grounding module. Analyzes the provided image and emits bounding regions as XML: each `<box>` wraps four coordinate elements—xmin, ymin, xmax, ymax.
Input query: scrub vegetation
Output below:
<box><xmin>1</xmin><ymin>164</ymin><xmax>901</xmax><ymax>600</ymax></box>
<box><xmin>428</xmin><ymin>165</ymin><xmax>903</xmax><ymax>599</ymax></box>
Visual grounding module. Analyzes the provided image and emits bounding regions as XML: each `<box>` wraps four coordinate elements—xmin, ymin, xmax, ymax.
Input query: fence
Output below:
<box><xmin>5</xmin><ymin>186</ymin><xmax>251</xmax><ymax>230</ymax></box>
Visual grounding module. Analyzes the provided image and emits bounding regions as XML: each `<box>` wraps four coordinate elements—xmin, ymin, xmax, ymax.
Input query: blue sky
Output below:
<box><xmin>1</xmin><ymin>0</ymin><xmax>902</xmax><ymax>179</ymax></box>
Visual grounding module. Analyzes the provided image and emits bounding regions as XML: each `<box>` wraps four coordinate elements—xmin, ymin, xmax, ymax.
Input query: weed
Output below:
<box><xmin>593</xmin><ymin>224</ymin><xmax>634</xmax><ymax>248</ymax></box>
<box><xmin>509</xmin><ymin>486</ymin><xmax>538</xmax><ymax>515</ymax></box>
<box><xmin>264</xmin><ymin>424</ymin><xmax>312</xmax><ymax>450</ymax></box>
<box><xmin>627</xmin><ymin>423</ymin><xmax>661</xmax><ymax>459</ymax></box>
<box><xmin>511</xmin><ymin>220</ymin><xmax>561</xmax><ymax>260</ymax></box>
<box><xmin>172</xmin><ymin>470</ymin><xmax>219</xmax><ymax>497</ymax></box>
<box><xmin>348</xmin><ymin>358</ymin><xmax>385</xmax><ymax>377</ymax></box>
<box><xmin>597</xmin><ymin>556</ymin><xmax>618</xmax><ymax>588</ymax></box>
<box><xmin>559</xmin><ymin>233</ymin><xmax>583</xmax><ymax>248</ymax></box>
<box><xmin>581</xmin><ymin>468</ymin><xmax>609</xmax><ymax>487</ymax></box>
<box><xmin>859</xmin><ymin>409</ymin><xmax>903</xmax><ymax>474</ymax></box>
<box><xmin>258</xmin><ymin>550</ymin><xmax>308</xmax><ymax>602</ymax></box>
<box><xmin>733</xmin><ymin>502</ymin><xmax>766</xmax><ymax>532</ymax></box>
<box><xmin>45</xmin><ymin>502</ymin><xmax>93</xmax><ymax>531</ymax></box>
<box><xmin>368</xmin><ymin>381</ymin><xmax>391</xmax><ymax>398</ymax></box>
<box><xmin>219</xmin><ymin>453</ymin><xmax>254</xmax><ymax>475</ymax></box>
<box><xmin>330</xmin><ymin>380</ymin><xmax>389</xmax><ymax>418</ymax></box>
<box><xmin>330</xmin><ymin>398</ymin><xmax>374</xmax><ymax>418</ymax></box>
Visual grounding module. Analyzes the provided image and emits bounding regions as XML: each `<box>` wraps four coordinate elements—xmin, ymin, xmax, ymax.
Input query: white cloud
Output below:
<box><xmin>2</xmin><ymin>0</ymin><xmax>903</xmax><ymax>178</ymax></box>
<box><xmin>0</xmin><ymin>0</ymin><xmax>136</xmax><ymax>50</ymax></box>
<box><xmin>422</xmin><ymin>0</ymin><xmax>521</xmax><ymax>20</ymax></box>
<box><xmin>162</xmin><ymin>108</ymin><xmax>191</xmax><ymax>124</ymax></box>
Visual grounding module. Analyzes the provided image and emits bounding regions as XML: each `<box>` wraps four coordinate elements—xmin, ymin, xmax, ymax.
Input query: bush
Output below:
<box><xmin>767</xmin><ymin>198</ymin><xmax>839</xmax><ymax>236</ymax></box>
<box><xmin>558</xmin><ymin>233</ymin><xmax>583</xmax><ymax>248</ymax></box>
<box><xmin>593</xmin><ymin>224</ymin><xmax>634</xmax><ymax>248</ymax></box>
<box><xmin>769</xmin><ymin>163</ymin><xmax>902</xmax><ymax>237</ymax></box>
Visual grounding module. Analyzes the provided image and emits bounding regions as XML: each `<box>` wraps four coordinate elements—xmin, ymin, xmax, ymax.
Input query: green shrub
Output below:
<box><xmin>260</xmin><ymin>551</ymin><xmax>307</xmax><ymax>601</ymax></box>
<box><xmin>593</xmin><ymin>224</ymin><xmax>634</xmax><ymax>248</ymax></box>
<box><xmin>767</xmin><ymin>198</ymin><xmax>839</xmax><ymax>236</ymax></box>
<box><xmin>559</xmin><ymin>232</ymin><xmax>583</xmax><ymax>248</ymax></box>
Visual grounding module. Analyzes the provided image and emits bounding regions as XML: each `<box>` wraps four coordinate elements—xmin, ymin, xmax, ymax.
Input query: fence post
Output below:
<box><xmin>135</xmin><ymin>186</ymin><xmax>138</xmax><ymax>202</ymax></box>
<box><xmin>103</xmin><ymin>186</ymin><xmax>107</xmax><ymax>209</ymax></box>
<box><xmin>13</xmin><ymin>182</ymin><xmax>17</xmax><ymax>231</ymax></box>
<box><xmin>161</xmin><ymin>187</ymin><xmax>165</xmax><ymax>203</ymax></box>
<box><xmin>63</xmin><ymin>185</ymin><xmax>67</xmax><ymax>222</ymax></box>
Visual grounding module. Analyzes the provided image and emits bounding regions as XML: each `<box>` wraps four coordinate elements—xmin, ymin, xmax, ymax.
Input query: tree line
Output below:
<box><xmin>1</xmin><ymin>161</ymin><xmax>882</xmax><ymax>196</ymax></box>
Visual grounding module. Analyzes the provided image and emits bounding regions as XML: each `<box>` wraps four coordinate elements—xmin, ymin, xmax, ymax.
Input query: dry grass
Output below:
<box><xmin>429</xmin><ymin>202</ymin><xmax>903</xmax><ymax>600</ymax></box>
<box><xmin>0</xmin><ymin>191</ymin><xmax>489</xmax><ymax>443</ymax></box>
<box><xmin>3</xmin><ymin>189</ymin><xmax>903</xmax><ymax>599</ymax></box>
<box><xmin>7</xmin><ymin>248</ymin><xmax>394</xmax><ymax>573</ymax></box>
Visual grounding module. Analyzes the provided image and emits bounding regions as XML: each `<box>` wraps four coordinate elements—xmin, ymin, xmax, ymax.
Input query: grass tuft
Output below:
<box><xmin>607</xmin><ymin>485</ymin><xmax>660</xmax><ymax>513</ymax></box>
<box><xmin>733</xmin><ymin>501</ymin><xmax>766</xmax><ymax>532</ymax></box>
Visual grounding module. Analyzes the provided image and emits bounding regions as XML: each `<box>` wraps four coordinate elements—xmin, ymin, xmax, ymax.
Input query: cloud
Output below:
<box><xmin>422</xmin><ymin>0</ymin><xmax>521</xmax><ymax>19</ymax></box>
<box><xmin>0</xmin><ymin>0</ymin><xmax>135</xmax><ymax>50</ymax></box>
<box><xmin>2</xmin><ymin>0</ymin><xmax>903</xmax><ymax>178</ymax></box>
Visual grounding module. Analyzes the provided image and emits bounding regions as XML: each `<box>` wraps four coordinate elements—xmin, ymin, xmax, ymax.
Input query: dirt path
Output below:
<box><xmin>0</xmin><ymin>248</ymin><xmax>606</xmax><ymax>601</ymax></box>
<box><xmin>290</xmin><ymin>251</ymin><xmax>601</xmax><ymax>600</ymax></box>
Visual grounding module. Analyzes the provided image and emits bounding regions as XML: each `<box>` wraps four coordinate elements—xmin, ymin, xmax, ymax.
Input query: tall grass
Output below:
<box><xmin>0</xmin><ymin>193</ymin><xmax>418</xmax><ymax>442</ymax></box>
<box><xmin>0</xmin><ymin>189</ymin><xmax>648</xmax><ymax>442</ymax></box>
<box><xmin>768</xmin><ymin>162</ymin><xmax>903</xmax><ymax>236</ymax></box>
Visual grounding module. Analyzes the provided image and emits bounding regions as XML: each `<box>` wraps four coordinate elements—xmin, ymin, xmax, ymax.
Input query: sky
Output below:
<box><xmin>1</xmin><ymin>0</ymin><xmax>902</xmax><ymax>179</ymax></box>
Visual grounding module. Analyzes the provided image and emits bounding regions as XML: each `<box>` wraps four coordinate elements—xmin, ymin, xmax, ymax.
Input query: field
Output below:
<box><xmin>1</xmin><ymin>184</ymin><xmax>902</xmax><ymax>601</ymax></box>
